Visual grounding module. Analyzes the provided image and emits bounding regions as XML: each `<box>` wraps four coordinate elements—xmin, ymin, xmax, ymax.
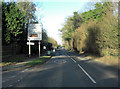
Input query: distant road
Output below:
<box><xmin>2</xmin><ymin>49</ymin><xmax>118</xmax><ymax>87</ymax></box>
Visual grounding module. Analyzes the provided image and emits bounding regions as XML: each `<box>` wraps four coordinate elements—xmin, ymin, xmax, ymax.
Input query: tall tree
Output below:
<box><xmin>48</xmin><ymin>37</ymin><xmax>58</xmax><ymax>48</ymax></box>
<box><xmin>72</xmin><ymin>12</ymin><xmax>83</xmax><ymax>31</ymax></box>
<box><xmin>16</xmin><ymin>1</ymin><xmax>37</xmax><ymax>43</ymax></box>
<box><xmin>2</xmin><ymin>2</ymin><xmax>26</xmax><ymax>44</ymax></box>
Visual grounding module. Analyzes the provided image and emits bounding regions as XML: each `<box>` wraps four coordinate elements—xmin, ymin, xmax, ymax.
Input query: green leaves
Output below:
<box><xmin>61</xmin><ymin>2</ymin><xmax>118</xmax><ymax>56</ymax></box>
<box><xmin>2</xmin><ymin>2</ymin><xmax>26</xmax><ymax>43</ymax></box>
<box><xmin>61</xmin><ymin>12</ymin><xmax>83</xmax><ymax>41</ymax></box>
<box><xmin>2</xmin><ymin>1</ymin><xmax>37</xmax><ymax>44</ymax></box>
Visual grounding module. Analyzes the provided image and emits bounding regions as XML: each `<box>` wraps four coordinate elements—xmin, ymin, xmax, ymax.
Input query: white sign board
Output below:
<box><xmin>27</xmin><ymin>24</ymin><xmax>42</xmax><ymax>41</ymax></box>
<box><xmin>27</xmin><ymin>42</ymin><xmax>35</xmax><ymax>45</ymax></box>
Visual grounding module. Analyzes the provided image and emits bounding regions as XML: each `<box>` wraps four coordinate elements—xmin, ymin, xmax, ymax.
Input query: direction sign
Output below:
<box><xmin>27</xmin><ymin>24</ymin><xmax>42</xmax><ymax>41</ymax></box>
<box><xmin>27</xmin><ymin>42</ymin><xmax>35</xmax><ymax>45</ymax></box>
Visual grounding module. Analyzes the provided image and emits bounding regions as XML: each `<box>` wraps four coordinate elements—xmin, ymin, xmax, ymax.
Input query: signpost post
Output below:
<box><xmin>27</xmin><ymin>23</ymin><xmax>42</xmax><ymax>57</ymax></box>
<box><xmin>38</xmin><ymin>41</ymin><xmax>40</xmax><ymax>57</ymax></box>
<box><xmin>29</xmin><ymin>40</ymin><xmax>31</xmax><ymax>57</ymax></box>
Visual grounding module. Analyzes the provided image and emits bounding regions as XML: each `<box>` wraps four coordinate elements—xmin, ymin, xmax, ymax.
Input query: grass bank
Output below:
<box><xmin>2</xmin><ymin>54</ymin><xmax>52</xmax><ymax>67</ymax></box>
<box><xmin>2</xmin><ymin>54</ymin><xmax>29</xmax><ymax>67</ymax></box>
<box><xmin>85</xmin><ymin>54</ymin><xmax>118</xmax><ymax>67</ymax></box>
<box><xmin>25</xmin><ymin>56</ymin><xmax>51</xmax><ymax>67</ymax></box>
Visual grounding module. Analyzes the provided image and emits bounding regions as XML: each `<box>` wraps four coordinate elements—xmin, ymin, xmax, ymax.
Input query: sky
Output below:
<box><xmin>34</xmin><ymin>0</ymin><xmax>95</xmax><ymax>45</ymax></box>
<box><xmin>3</xmin><ymin>0</ymin><xmax>119</xmax><ymax>45</ymax></box>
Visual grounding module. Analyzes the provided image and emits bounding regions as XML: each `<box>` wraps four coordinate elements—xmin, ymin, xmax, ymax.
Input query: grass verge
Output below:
<box><xmin>2</xmin><ymin>54</ymin><xmax>31</xmax><ymax>67</ymax></box>
<box><xmin>86</xmin><ymin>55</ymin><xmax>118</xmax><ymax>67</ymax></box>
<box><xmin>25</xmin><ymin>56</ymin><xmax>51</xmax><ymax>67</ymax></box>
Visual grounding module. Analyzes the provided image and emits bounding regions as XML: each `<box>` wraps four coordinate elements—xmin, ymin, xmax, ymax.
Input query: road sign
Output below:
<box><xmin>27</xmin><ymin>42</ymin><xmax>35</xmax><ymax>45</ymax></box>
<box><xmin>27</xmin><ymin>23</ymin><xmax>42</xmax><ymax>41</ymax></box>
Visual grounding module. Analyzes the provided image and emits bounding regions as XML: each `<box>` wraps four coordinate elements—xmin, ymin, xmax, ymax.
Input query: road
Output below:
<box><xmin>2</xmin><ymin>49</ymin><xmax>118</xmax><ymax>88</ymax></box>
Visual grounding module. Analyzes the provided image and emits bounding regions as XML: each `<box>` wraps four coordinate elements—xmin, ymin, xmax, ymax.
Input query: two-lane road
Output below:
<box><xmin>2</xmin><ymin>49</ymin><xmax>118</xmax><ymax>87</ymax></box>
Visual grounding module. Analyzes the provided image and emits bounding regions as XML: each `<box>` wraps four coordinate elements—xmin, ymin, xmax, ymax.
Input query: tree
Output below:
<box><xmin>72</xmin><ymin>12</ymin><xmax>83</xmax><ymax>31</ymax></box>
<box><xmin>61</xmin><ymin>2</ymin><xmax>118</xmax><ymax>56</ymax></box>
<box><xmin>2</xmin><ymin>1</ymin><xmax>38</xmax><ymax>45</ymax></box>
<box><xmin>61</xmin><ymin>16</ymin><xmax>74</xmax><ymax>41</ymax></box>
<box><xmin>2</xmin><ymin>2</ymin><xmax>26</xmax><ymax>44</ymax></box>
<box><xmin>16</xmin><ymin>1</ymin><xmax>37</xmax><ymax>43</ymax></box>
<box><xmin>42</xmin><ymin>29</ymin><xmax>48</xmax><ymax>42</ymax></box>
<box><xmin>0</xmin><ymin>1</ymin><xmax>2</xmax><ymax>44</ymax></box>
<box><xmin>48</xmin><ymin>37</ymin><xmax>58</xmax><ymax>48</ymax></box>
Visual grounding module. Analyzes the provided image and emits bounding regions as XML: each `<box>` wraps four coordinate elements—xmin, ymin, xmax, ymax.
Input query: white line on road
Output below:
<box><xmin>71</xmin><ymin>58</ymin><xmax>77</xmax><ymax>63</ymax></box>
<box><xmin>2</xmin><ymin>76</ymin><xmax>16</xmax><ymax>83</ymax></box>
<box><xmin>8</xmin><ymin>85</ymin><xmax>13</xmax><ymax>87</ymax></box>
<box><xmin>10</xmin><ymin>76</ymin><xmax>16</xmax><ymax>78</ymax></box>
<box><xmin>77</xmin><ymin>64</ymin><xmax>97</xmax><ymax>84</ymax></box>
<box><xmin>22</xmin><ymin>69</ymin><xmax>29</xmax><ymax>72</ymax></box>
<box><xmin>17</xmin><ymin>80</ymin><xmax>20</xmax><ymax>82</ymax></box>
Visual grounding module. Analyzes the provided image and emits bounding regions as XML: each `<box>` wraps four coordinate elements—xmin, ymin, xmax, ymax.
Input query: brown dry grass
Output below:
<box><xmin>87</xmin><ymin>55</ymin><xmax>118</xmax><ymax>67</ymax></box>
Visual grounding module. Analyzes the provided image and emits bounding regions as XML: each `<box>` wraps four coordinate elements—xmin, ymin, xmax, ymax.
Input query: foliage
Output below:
<box><xmin>72</xmin><ymin>12</ymin><xmax>83</xmax><ymax>30</ymax></box>
<box><xmin>2</xmin><ymin>1</ymin><xmax>38</xmax><ymax>45</ymax></box>
<box><xmin>42</xmin><ymin>29</ymin><xmax>48</xmax><ymax>42</ymax></box>
<box><xmin>61</xmin><ymin>16</ymin><xmax>74</xmax><ymax>41</ymax></box>
<box><xmin>0</xmin><ymin>1</ymin><xmax>2</xmax><ymax>41</ymax></box>
<box><xmin>61</xmin><ymin>13</ymin><xmax>82</xmax><ymax>50</ymax></box>
<box><xmin>16</xmin><ymin>1</ymin><xmax>37</xmax><ymax>23</ymax></box>
<box><xmin>48</xmin><ymin>37</ymin><xmax>58</xmax><ymax>48</ymax></box>
<box><xmin>61</xmin><ymin>2</ymin><xmax>118</xmax><ymax>56</ymax></box>
<box><xmin>2</xmin><ymin>2</ymin><xmax>26</xmax><ymax>43</ymax></box>
<box><xmin>26</xmin><ymin>56</ymin><xmax>51</xmax><ymax>67</ymax></box>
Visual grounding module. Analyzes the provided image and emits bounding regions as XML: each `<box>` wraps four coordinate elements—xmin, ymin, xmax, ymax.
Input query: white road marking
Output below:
<box><xmin>10</xmin><ymin>76</ymin><xmax>16</xmax><ymax>78</ymax></box>
<box><xmin>77</xmin><ymin>64</ymin><xmax>96</xmax><ymax>84</ymax></box>
<box><xmin>8</xmin><ymin>85</ymin><xmax>13</xmax><ymax>87</ymax></box>
<box><xmin>2</xmin><ymin>76</ymin><xmax>15</xmax><ymax>83</ymax></box>
<box><xmin>22</xmin><ymin>69</ymin><xmax>29</xmax><ymax>72</ymax></box>
<box><xmin>2</xmin><ymin>79</ymin><xmax>11</xmax><ymax>83</ymax></box>
<box><xmin>17</xmin><ymin>80</ymin><xmax>20</xmax><ymax>82</ymax></box>
<box><xmin>71</xmin><ymin>58</ymin><xmax>77</xmax><ymax>63</ymax></box>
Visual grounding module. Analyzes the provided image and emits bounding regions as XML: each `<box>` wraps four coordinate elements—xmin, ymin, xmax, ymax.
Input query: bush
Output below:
<box><xmin>74</xmin><ymin>13</ymin><xmax>118</xmax><ymax>56</ymax></box>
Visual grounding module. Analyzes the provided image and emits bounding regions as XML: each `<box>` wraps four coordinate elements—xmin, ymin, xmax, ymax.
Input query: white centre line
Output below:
<box><xmin>77</xmin><ymin>64</ymin><xmax>97</xmax><ymax>84</ymax></box>
<box><xmin>22</xmin><ymin>69</ymin><xmax>29</xmax><ymax>72</ymax></box>
<box><xmin>8</xmin><ymin>85</ymin><xmax>13</xmax><ymax>87</ymax></box>
<box><xmin>71</xmin><ymin>58</ymin><xmax>77</xmax><ymax>63</ymax></box>
<box><xmin>17</xmin><ymin>80</ymin><xmax>20</xmax><ymax>82</ymax></box>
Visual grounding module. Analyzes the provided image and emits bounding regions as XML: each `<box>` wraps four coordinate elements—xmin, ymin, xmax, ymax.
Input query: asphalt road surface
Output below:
<box><xmin>2</xmin><ymin>49</ymin><xmax>118</xmax><ymax>87</ymax></box>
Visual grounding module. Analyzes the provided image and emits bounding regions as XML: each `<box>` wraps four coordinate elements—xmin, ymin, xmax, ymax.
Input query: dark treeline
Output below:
<box><xmin>61</xmin><ymin>2</ymin><xmax>118</xmax><ymax>56</ymax></box>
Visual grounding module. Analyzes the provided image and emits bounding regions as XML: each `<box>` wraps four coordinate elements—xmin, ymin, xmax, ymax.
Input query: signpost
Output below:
<box><xmin>27</xmin><ymin>23</ymin><xmax>42</xmax><ymax>57</ymax></box>
<box><xmin>29</xmin><ymin>40</ymin><xmax>31</xmax><ymax>57</ymax></box>
<box><xmin>38</xmin><ymin>41</ymin><xmax>40</xmax><ymax>57</ymax></box>
<box><xmin>27</xmin><ymin>42</ymin><xmax>35</xmax><ymax>45</ymax></box>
